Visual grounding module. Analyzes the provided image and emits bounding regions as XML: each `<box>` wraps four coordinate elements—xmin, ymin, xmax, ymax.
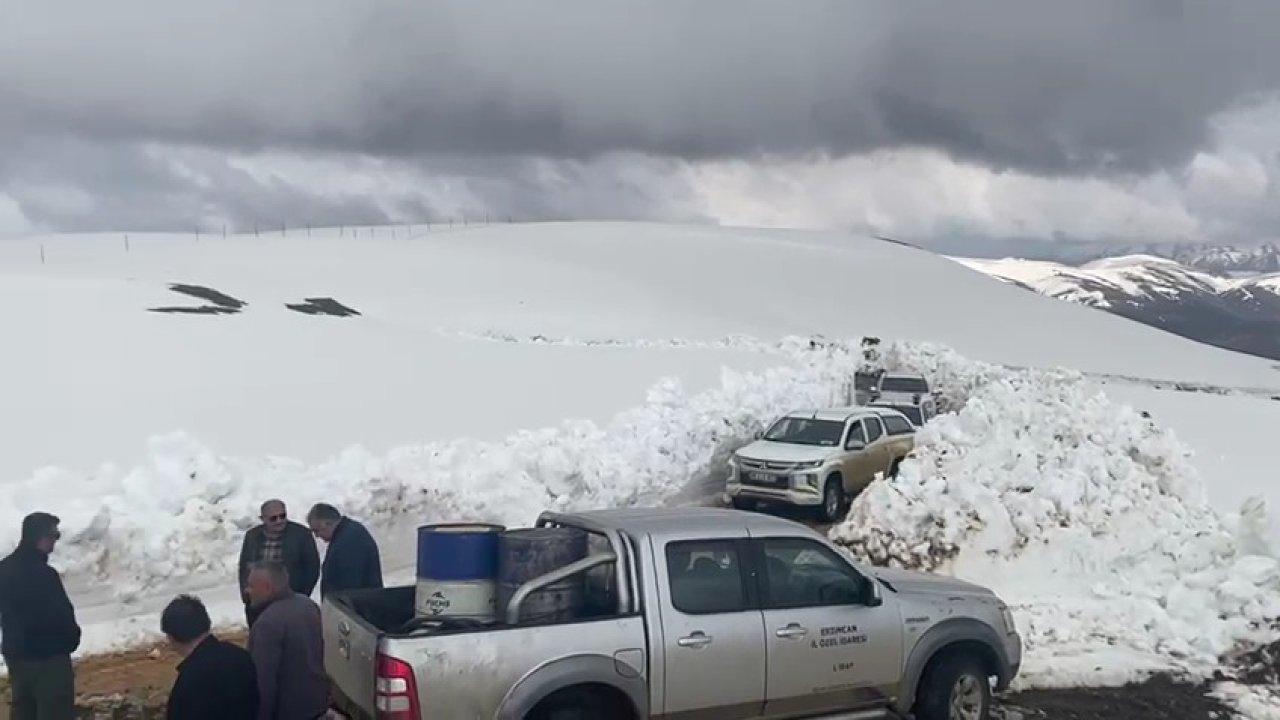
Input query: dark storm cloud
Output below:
<box><xmin>0</xmin><ymin>134</ymin><xmax>707</xmax><ymax>232</ymax></box>
<box><xmin>0</xmin><ymin>138</ymin><xmax>392</xmax><ymax>232</ymax></box>
<box><xmin>4</xmin><ymin>1</ymin><xmax>1280</xmax><ymax>175</ymax></box>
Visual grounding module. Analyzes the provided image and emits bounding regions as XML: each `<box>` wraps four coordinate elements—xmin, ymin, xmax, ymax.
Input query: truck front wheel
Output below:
<box><xmin>819</xmin><ymin>476</ymin><xmax>845</xmax><ymax>523</ymax></box>
<box><xmin>914</xmin><ymin>653</ymin><xmax>992</xmax><ymax>720</ymax></box>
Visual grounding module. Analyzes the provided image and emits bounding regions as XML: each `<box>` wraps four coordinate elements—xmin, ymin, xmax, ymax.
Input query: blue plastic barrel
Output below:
<box><xmin>415</xmin><ymin>523</ymin><xmax>504</xmax><ymax>621</ymax></box>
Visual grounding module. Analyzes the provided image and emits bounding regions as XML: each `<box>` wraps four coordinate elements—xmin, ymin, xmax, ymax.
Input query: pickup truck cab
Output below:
<box><xmin>726</xmin><ymin>407</ymin><xmax>915</xmax><ymax>521</ymax></box>
<box><xmin>324</xmin><ymin>507</ymin><xmax>1020</xmax><ymax>720</ymax></box>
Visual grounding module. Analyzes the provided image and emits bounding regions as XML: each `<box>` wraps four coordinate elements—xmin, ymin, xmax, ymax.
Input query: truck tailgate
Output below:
<box><xmin>323</xmin><ymin>594</ymin><xmax>383</xmax><ymax>717</ymax></box>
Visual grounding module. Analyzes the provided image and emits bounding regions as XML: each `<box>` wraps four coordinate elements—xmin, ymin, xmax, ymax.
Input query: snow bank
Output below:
<box><xmin>0</xmin><ymin>336</ymin><xmax>861</xmax><ymax>602</ymax></box>
<box><xmin>831</xmin><ymin>343</ymin><xmax>1280</xmax><ymax>688</ymax></box>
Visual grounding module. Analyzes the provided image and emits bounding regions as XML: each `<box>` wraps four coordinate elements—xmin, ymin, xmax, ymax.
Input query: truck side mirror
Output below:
<box><xmin>865</xmin><ymin>582</ymin><xmax>884</xmax><ymax>607</ymax></box>
<box><xmin>846</xmin><ymin>439</ymin><xmax>865</xmax><ymax>451</ymax></box>
<box><xmin>753</xmin><ymin>430</ymin><xmax>763</xmax><ymax>440</ymax></box>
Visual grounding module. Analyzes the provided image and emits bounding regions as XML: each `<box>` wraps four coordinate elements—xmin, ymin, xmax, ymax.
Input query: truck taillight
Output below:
<box><xmin>376</xmin><ymin>653</ymin><xmax>420</xmax><ymax>720</ymax></box>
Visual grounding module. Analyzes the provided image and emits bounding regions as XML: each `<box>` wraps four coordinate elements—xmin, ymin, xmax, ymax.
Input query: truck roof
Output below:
<box><xmin>552</xmin><ymin>506</ymin><xmax>809</xmax><ymax>538</ymax></box>
<box><xmin>785</xmin><ymin>406</ymin><xmax>908</xmax><ymax>422</ymax></box>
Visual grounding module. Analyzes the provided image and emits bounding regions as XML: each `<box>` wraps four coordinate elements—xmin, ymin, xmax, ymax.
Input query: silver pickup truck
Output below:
<box><xmin>324</xmin><ymin>507</ymin><xmax>1020</xmax><ymax>720</ymax></box>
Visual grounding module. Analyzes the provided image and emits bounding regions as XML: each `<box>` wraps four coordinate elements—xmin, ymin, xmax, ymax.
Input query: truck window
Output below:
<box><xmin>665</xmin><ymin>540</ymin><xmax>750</xmax><ymax>614</ymax></box>
<box><xmin>764</xmin><ymin>417</ymin><xmax>845</xmax><ymax>446</ymax></box>
<box><xmin>864</xmin><ymin>417</ymin><xmax>884</xmax><ymax>443</ymax></box>
<box><xmin>844</xmin><ymin>422</ymin><xmax>866</xmax><ymax>448</ymax></box>
<box><xmin>879</xmin><ymin>376</ymin><xmax>928</xmax><ymax>393</ymax></box>
<box><xmin>883</xmin><ymin>415</ymin><xmax>912</xmax><ymax>435</ymax></box>
<box><xmin>758</xmin><ymin>538</ymin><xmax>870</xmax><ymax>609</ymax></box>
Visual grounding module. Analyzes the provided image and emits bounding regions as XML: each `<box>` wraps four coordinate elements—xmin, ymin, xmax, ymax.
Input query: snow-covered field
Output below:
<box><xmin>4</xmin><ymin>222</ymin><xmax>1280</xmax><ymax>714</ymax></box>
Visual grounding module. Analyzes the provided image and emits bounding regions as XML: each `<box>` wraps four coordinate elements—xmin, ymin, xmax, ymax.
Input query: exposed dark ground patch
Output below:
<box><xmin>285</xmin><ymin>297</ymin><xmax>361</xmax><ymax>317</ymax></box>
<box><xmin>148</xmin><ymin>283</ymin><xmax>246</xmax><ymax>315</ymax></box>
<box><xmin>147</xmin><ymin>305</ymin><xmax>240</xmax><ymax>315</ymax></box>
<box><xmin>168</xmin><ymin>284</ymin><xmax>246</xmax><ymax>309</ymax></box>
<box><xmin>1001</xmin><ymin>676</ymin><xmax>1235</xmax><ymax>719</ymax></box>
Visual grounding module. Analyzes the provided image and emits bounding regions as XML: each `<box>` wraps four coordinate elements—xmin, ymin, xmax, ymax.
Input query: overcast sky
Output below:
<box><xmin>3</xmin><ymin>1</ymin><xmax>1280</xmax><ymax>252</ymax></box>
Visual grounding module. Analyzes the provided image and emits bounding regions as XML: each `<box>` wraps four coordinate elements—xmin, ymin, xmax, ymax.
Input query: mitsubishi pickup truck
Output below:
<box><xmin>726</xmin><ymin>407</ymin><xmax>916</xmax><ymax>522</ymax></box>
<box><xmin>323</xmin><ymin>507</ymin><xmax>1020</xmax><ymax>720</ymax></box>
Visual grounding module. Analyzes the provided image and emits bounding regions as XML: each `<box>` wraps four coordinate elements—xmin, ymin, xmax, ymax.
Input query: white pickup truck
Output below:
<box><xmin>323</xmin><ymin>507</ymin><xmax>1020</xmax><ymax>720</ymax></box>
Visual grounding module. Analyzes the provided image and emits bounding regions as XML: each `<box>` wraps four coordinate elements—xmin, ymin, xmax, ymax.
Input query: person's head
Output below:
<box><xmin>259</xmin><ymin>500</ymin><xmax>288</xmax><ymax>537</ymax></box>
<box><xmin>20</xmin><ymin>512</ymin><xmax>61</xmax><ymax>555</ymax></box>
<box><xmin>160</xmin><ymin>595</ymin><xmax>212</xmax><ymax>656</ymax></box>
<box><xmin>306</xmin><ymin>503</ymin><xmax>342</xmax><ymax>542</ymax></box>
<box><xmin>246</xmin><ymin>560</ymin><xmax>290</xmax><ymax>607</ymax></box>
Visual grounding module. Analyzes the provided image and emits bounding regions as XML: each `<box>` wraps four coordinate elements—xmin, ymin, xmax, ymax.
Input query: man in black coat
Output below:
<box><xmin>161</xmin><ymin>594</ymin><xmax>258</xmax><ymax>720</ymax></box>
<box><xmin>306</xmin><ymin>503</ymin><xmax>383</xmax><ymax>598</ymax></box>
<box><xmin>0</xmin><ymin>512</ymin><xmax>80</xmax><ymax>720</ymax></box>
<box><xmin>237</xmin><ymin>500</ymin><xmax>319</xmax><ymax>626</ymax></box>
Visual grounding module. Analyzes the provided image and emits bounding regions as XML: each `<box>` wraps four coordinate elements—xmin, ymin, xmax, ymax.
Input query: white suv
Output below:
<box><xmin>726</xmin><ymin>407</ymin><xmax>916</xmax><ymax>521</ymax></box>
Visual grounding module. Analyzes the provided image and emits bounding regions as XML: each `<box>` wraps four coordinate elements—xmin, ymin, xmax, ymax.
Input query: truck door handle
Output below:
<box><xmin>775</xmin><ymin>623</ymin><xmax>808</xmax><ymax>639</ymax></box>
<box><xmin>677</xmin><ymin>632</ymin><xmax>713</xmax><ymax>648</ymax></box>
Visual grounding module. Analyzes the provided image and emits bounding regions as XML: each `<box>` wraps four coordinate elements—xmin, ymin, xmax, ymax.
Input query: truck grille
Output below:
<box><xmin>739</xmin><ymin>458</ymin><xmax>797</xmax><ymax>471</ymax></box>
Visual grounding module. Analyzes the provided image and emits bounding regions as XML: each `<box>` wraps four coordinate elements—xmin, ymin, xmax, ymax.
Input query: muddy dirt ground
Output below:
<box><xmin>1002</xmin><ymin>676</ymin><xmax>1236</xmax><ymax>719</ymax></box>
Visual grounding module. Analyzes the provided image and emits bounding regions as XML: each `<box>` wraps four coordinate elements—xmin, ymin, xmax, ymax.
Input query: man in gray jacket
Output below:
<box><xmin>244</xmin><ymin>561</ymin><xmax>328</xmax><ymax>720</ymax></box>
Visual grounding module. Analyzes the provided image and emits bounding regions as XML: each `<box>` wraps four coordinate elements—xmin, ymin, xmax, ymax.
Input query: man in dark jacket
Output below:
<box><xmin>306</xmin><ymin>503</ymin><xmax>382</xmax><ymax>598</ymax></box>
<box><xmin>237</xmin><ymin>500</ymin><xmax>320</xmax><ymax>626</ymax></box>
<box><xmin>161</xmin><ymin>594</ymin><xmax>258</xmax><ymax>719</ymax></box>
<box><xmin>0</xmin><ymin>512</ymin><xmax>80</xmax><ymax>720</ymax></box>
<box><xmin>244</xmin><ymin>561</ymin><xmax>328</xmax><ymax>720</ymax></box>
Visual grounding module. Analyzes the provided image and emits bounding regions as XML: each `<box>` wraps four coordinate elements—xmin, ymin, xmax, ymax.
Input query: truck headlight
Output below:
<box><xmin>792</xmin><ymin>473</ymin><xmax>819</xmax><ymax>490</ymax></box>
<box><xmin>794</xmin><ymin>460</ymin><xmax>823</xmax><ymax>470</ymax></box>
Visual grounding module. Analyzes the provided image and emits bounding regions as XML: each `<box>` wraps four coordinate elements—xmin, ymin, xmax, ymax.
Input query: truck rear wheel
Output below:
<box><xmin>887</xmin><ymin>458</ymin><xmax>902</xmax><ymax>479</ymax></box>
<box><xmin>914</xmin><ymin>653</ymin><xmax>992</xmax><ymax>720</ymax></box>
<box><xmin>526</xmin><ymin>685</ymin><xmax>632</xmax><ymax>720</ymax></box>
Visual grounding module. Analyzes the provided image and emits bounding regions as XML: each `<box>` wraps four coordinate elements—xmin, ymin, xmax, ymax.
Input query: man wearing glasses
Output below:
<box><xmin>237</xmin><ymin>500</ymin><xmax>320</xmax><ymax>627</ymax></box>
<box><xmin>0</xmin><ymin>511</ymin><xmax>81</xmax><ymax>720</ymax></box>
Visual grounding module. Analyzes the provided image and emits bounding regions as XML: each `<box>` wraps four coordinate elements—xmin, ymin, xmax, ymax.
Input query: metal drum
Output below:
<box><xmin>497</xmin><ymin>527</ymin><xmax>588</xmax><ymax>624</ymax></box>
<box><xmin>415</xmin><ymin>523</ymin><xmax>504</xmax><ymax>621</ymax></box>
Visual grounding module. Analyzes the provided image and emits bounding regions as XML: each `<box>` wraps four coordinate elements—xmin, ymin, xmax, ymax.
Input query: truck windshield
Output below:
<box><xmin>763</xmin><ymin>418</ymin><xmax>844</xmax><ymax>446</ymax></box>
<box><xmin>880</xmin><ymin>376</ymin><xmax>928</xmax><ymax>393</ymax></box>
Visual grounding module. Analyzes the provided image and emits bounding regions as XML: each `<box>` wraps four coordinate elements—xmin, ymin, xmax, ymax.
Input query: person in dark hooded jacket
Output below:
<box><xmin>0</xmin><ymin>511</ymin><xmax>81</xmax><ymax>720</ymax></box>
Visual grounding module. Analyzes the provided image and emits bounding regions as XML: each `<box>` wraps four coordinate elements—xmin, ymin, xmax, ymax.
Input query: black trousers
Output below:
<box><xmin>7</xmin><ymin>654</ymin><xmax>75</xmax><ymax>720</ymax></box>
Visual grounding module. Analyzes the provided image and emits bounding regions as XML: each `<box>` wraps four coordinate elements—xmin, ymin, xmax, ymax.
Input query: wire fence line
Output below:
<box><xmin>22</xmin><ymin>215</ymin><xmax>587</xmax><ymax>264</ymax></box>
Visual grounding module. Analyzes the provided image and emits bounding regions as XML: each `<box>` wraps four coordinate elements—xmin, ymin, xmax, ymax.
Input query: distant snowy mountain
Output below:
<box><xmin>1168</xmin><ymin>242</ymin><xmax>1280</xmax><ymax>275</ymax></box>
<box><xmin>957</xmin><ymin>255</ymin><xmax>1280</xmax><ymax>361</ymax></box>
<box><xmin>998</xmin><ymin>240</ymin><xmax>1280</xmax><ymax>275</ymax></box>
